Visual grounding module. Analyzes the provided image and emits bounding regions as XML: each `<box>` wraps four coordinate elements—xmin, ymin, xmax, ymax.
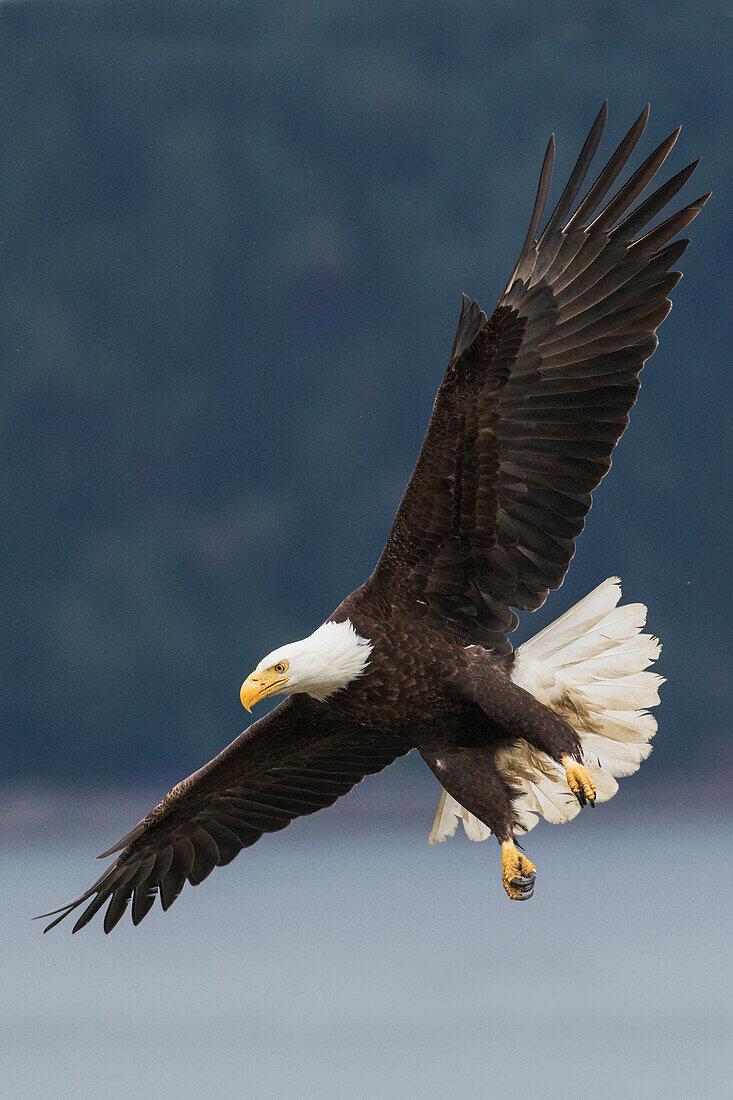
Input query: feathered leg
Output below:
<box><xmin>420</xmin><ymin>744</ymin><xmax>536</xmax><ymax>900</ymax></box>
<box><xmin>453</xmin><ymin>658</ymin><xmax>595</xmax><ymax>808</ymax></box>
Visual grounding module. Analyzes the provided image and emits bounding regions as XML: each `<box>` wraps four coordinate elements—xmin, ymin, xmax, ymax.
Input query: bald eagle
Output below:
<box><xmin>42</xmin><ymin>103</ymin><xmax>707</xmax><ymax>933</ymax></box>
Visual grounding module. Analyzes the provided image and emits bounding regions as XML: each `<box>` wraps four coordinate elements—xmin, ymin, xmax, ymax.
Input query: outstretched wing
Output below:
<box><xmin>40</xmin><ymin>697</ymin><xmax>408</xmax><ymax>933</ymax></box>
<box><xmin>369</xmin><ymin>103</ymin><xmax>708</xmax><ymax>652</ymax></box>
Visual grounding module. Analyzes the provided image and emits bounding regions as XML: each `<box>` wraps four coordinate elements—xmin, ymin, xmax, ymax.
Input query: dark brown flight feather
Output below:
<box><xmin>39</xmin><ymin>698</ymin><xmax>407</xmax><ymax>932</ymax></box>
<box><xmin>370</xmin><ymin>104</ymin><xmax>709</xmax><ymax>650</ymax></box>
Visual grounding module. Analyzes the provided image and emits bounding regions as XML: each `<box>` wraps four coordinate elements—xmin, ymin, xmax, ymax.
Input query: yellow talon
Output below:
<box><xmin>501</xmin><ymin>840</ymin><xmax>536</xmax><ymax>901</ymax></box>
<box><xmin>563</xmin><ymin>757</ymin><xmax>596</xmax><ymax>807</ymax></box>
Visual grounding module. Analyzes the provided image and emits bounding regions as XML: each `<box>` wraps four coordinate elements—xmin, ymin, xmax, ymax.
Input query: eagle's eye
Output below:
<box><xmin>273</xmin><ymin>662</ymin><xmax>287</xmax><ymax>674</ymax></box>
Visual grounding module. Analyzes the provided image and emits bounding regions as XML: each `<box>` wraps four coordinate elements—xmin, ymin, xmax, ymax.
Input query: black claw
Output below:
<box><xmin>506</xmin><ymin>860</ymin><xmax>536</xmax><ymax>900</ymax></box>
<box><xmin>575</xmin><ymin>791</ymin><xmax>587</xmax><ymax>807</ymax></box>
<box><xmin>510</xmin><ymin>873</ymin><xmax>535</xmax><ymax>898</ymax></box>
<box><xmin>507</xmin><ymin>875</ymin><xmax>535</xmax><ymax>899</ymax></box>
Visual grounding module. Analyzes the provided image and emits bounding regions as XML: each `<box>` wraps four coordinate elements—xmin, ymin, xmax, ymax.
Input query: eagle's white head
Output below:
<box><xmin>239</xmin><ymin>619</ymin><xmax>373</xmax><ymax>710</ymax></box>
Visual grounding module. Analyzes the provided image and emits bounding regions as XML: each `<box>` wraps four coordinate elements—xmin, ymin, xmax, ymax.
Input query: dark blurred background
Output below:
<box><xmin>2</xmin><ymin>0</ymin><xmax>729</xmax><ymax>786</ymax></box>
<box><xmin>1</xmin><ymin>4</ymin><xmax>731</xmax><ymax>1098</ymax></box>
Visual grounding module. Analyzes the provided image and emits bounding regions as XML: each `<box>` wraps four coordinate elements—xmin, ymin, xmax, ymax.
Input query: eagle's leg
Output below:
<box><xmin>501</xmin><ymin>840</ymin><xmax>537</xmax><ymax>901</ymax></box>
<box><xmin>517</xmin><ymin>706</ymin><xmax>596</xmax><ymax>806</ymax></box>
<box><xmin>561</xmin><ymin>756</ymin><xmax>597</xmax><ymax>807</ymax></box>
<box><xmin>455</xmin><ymin>660</ymin><xmax>594</xmax><ymax>808</ymax></box>
<box><xmin>420</xmin><ymin>743</ymin><xmax>536</xmax><ymax>901</ymax></box>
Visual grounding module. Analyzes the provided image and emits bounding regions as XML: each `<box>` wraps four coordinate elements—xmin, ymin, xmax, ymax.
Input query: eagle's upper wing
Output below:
<box><xmin>369</xmin><ymin>104</ymin><xmax>708</xmax><ymax>652</ymax></box>
<box><xmin>40</xmin><ymin>697</ymin><xmax>408</xmax><ymax>933</ymax></box>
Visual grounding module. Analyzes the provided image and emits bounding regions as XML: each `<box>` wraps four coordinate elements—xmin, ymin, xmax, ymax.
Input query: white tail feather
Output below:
<box><xmin>428</xmin><ymin>577</ymin><xmax>662</xmax><ymax>844</ymax></box>
<box><xmin>428</xmin><ymin>790</ymin><xmax>491</xmax><ymax>843</ymax></box>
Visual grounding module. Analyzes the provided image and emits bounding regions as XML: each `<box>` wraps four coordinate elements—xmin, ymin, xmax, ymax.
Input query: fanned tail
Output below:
<box><xmin>429</xmin><ymin>577</ymin><xmax>662</xmax><ymax>843</ymax></box>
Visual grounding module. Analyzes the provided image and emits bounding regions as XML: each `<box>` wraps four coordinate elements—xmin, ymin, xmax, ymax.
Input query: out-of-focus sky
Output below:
<box><xmin>1</xmin><ymin>0</ymin><xmax>730</xmax><ymax>783</ymax></box>
<box><xmin>4</xmin><ymin>810</ymin><xmax>731</xmax><ymax>1099</ymax></box>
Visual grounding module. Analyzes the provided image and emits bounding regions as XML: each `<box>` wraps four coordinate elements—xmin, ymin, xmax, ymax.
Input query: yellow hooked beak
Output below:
<box><xmin>239</xmin><ymin>669</ymin><xmax>290</xmax><ymax>711</ymax></box>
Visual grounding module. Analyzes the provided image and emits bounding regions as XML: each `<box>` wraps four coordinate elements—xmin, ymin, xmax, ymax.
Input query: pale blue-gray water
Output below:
<box><xmin>2</xmin><ymin>775</ymin><xmax>730</xmax><ymax>1099</ymax></box>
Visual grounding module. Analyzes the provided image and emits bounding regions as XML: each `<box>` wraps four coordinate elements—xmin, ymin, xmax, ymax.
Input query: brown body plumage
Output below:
<box><xmin>41</xmin><ymin>103</ymin><xmax>707</xmax><ymax>932</ymax></box>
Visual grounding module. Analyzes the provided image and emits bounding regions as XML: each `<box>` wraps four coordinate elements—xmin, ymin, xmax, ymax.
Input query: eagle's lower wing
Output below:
<box><xmin>369</xmin><ymin>103</ymin><xmax>708</xmax><ymax>652</ymax></box>
<box><xmin>40</xmin><ymin>697</ymin><xmax>408</xmax><ymax>933</ymax></box>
